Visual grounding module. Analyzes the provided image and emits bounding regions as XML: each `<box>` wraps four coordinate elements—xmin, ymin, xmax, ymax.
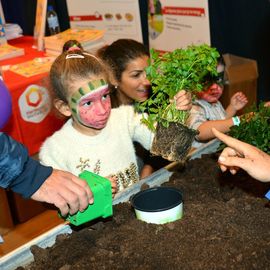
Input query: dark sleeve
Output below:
<box><xmin>0</xmin><ymin>132</ymin><xmax>53</xmax><ymax>198</ymax></box>
<box><xmin>134</xmin><ymin>142</ymin><xmax>170</xmax><ymax>170</ymax></box>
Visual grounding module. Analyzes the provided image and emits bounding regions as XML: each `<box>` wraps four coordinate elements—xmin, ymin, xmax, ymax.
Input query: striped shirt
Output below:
<box><xmin>188</xmin><ymin>99</ymin><xmax>226</xmax><ymax>148</ymax></box>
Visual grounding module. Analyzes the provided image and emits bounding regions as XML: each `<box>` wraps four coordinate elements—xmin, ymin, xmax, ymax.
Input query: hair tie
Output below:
<box><xmin>67</xmin><ymin>45</ymin><xmax>82</xmax><ymax>52</ymax></box>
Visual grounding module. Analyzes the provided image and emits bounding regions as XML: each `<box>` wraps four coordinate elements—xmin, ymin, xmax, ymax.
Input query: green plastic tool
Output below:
<box><xmin>65</xmin><ymin>170</ymin><xmax>113</xmax><ymax>226</ymax></box>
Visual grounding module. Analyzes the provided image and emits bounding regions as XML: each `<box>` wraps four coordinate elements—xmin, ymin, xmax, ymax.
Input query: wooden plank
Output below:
<box><xmin>0</xmin><ymin>188</ymin><xmax>14</xmax><ymax>235</ymax></box>
<box><xmin>0</xmin><ymin>210</ymin><xmax>65</xmax><ymax>257</ymax></box>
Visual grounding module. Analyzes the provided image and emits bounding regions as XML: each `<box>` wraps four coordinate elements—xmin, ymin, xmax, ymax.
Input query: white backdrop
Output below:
<box><xmin>66</xmin><ymin>0</ymin><xmax>143</xmax><ymax>45</ymax></box>
<box><xmin>148</xmin><ymin>0</ymin><xmax>210</xmax><ymax>52</ymax></box>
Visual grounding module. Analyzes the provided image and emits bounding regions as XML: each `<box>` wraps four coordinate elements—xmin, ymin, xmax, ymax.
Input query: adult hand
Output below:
<box><xmin>173</xmin><ymin>90</ymin><xmax>192</xmax><ymax>111</ymax></box>
<box><xmin>31</xmin><ymin>169</ymin><xmax>94</xmax><ymax>216</ymax></box>
<box><xmin>230</xmin><ymin>91</ymin><xmax>248</xmax><ymax>111</ymax></box>
<box><xmin>212</xmin><ymin>128</ymin><xmax>270</xmax><ymax>182</ymax></box>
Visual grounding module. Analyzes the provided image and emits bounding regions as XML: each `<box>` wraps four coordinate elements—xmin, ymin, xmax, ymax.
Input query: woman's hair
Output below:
<box><xmin>50</xmin><ymin>49</ymin><xmax>108</xmax><ymax>103</ymax></box>
<box><xmin>62</xmin><ymin>39</ymin><xmax>83</xmax><ymax>53</ymax></box>
<box><xmin>97</xmin><ymin>39</ymin><xmax>149</xmax><ymax>82</ymax></box>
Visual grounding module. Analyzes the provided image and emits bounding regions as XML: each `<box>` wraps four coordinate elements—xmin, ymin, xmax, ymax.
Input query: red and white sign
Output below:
<box><xmin>149</xmin><ymin>0</ymin><xmax>210</xmax><ymax>52</ymax></box>
<box><xmin>19</xmin><ymin>84</ymin><xmax>51</xmax><ymax>123</ymax></box>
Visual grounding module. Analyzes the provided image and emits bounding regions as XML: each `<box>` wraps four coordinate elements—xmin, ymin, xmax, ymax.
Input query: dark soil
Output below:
<box><xmin>151</xmin><ymin>123</ymin><xmax>198</xmax><ymax>161</ymax></box>
<box><xmin>21</xmin><ymin>154</ymin><xmax>270</xmax><ymax>270</ymax></box>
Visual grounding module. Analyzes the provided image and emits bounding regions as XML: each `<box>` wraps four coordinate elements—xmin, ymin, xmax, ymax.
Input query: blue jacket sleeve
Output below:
<box><xmin>0</xmin><ymin>132</ymin><xmax>53</xmax><ymax>198</ymax></box>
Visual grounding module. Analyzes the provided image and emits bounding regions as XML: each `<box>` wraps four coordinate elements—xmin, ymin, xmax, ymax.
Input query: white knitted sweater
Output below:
<box><xmin>39</xmin><ymin>106</ymin><xmax>154</xmax><ymax>191</ymax></box>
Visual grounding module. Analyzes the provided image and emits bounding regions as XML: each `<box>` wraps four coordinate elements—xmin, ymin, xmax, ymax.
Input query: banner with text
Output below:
<box><xmin>66</xmin><ymin>0</ymin><xmax>143</xmax><ymax>45</ymax></box>
<box><xmin>148</xmin><ymin>0</ymin><xmax>210</xmax><ymax>52</ymax></box>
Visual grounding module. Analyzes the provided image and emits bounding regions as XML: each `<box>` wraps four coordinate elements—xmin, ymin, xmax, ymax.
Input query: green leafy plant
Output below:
<box><xmin>226</xmin><ymin>102</ymin><xmax>270</xmax><ymax>154</ymax></box>
<box><xmin>135</xmin><ymin>44</ymin><xmax>220</xmax><ymax>131</ymax></box>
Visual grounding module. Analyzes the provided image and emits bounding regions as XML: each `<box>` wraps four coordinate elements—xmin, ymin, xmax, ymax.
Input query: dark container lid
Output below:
<box><xmin>131</xmin><ymin>186</ymin><xmax>183</xmax><ymax>212</ymax></box>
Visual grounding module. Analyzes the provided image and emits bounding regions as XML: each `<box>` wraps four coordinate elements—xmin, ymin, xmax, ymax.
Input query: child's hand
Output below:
<box><xmin>230</xmin><ymin>92</ymin><xmax>248</xmax><ymax>111</ymax></box>
<box><xmin>106</xmin><ymin>175</ymin><xmax>118</xmax><ymax>198</ymax></box>
<box><xmin>172</xmin><ymin>90</ymin><xmax>192</xmax><ymax>111</ymax></box>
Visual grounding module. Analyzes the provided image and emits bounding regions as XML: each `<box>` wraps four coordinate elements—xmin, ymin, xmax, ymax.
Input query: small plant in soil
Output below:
<box><xmin>135</xmin><ymin>44</ymin><xmax>220</xmax><ymax>161</ymax></box>
<box><xmin>226</xmin><ymin>102</ymin><xmax>270</xmax><ymax>154</ymax></box>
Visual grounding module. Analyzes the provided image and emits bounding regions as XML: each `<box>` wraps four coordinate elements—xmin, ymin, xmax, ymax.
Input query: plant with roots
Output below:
<box><xmin>135</xmin><ymin>44</ymin><xmax>220</xmax><ymax>131</ymax></box>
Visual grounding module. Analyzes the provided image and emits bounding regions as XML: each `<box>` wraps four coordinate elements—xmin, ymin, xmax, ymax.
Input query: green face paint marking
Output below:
<box><xmin>79</xmin><ymin>88</ymin><xmax>85</xmax><ymax>96</ymax></box>
<box><xmin>88</xmin><ymin>82</ymin><xmax>95</xmax><ymax>90</ymax></box>
<box><xmin>69</xmin><ymin>78</ymin><xmax>109</xmax><ymax>122</ymax></box>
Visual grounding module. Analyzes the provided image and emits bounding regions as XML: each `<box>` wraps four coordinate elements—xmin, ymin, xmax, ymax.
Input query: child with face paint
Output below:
<box><xmin>39</xmin><ymin>48</ymin><xmax>190</xmax><ymax>194</ymax></box>
<box><xmin>188</xmin><ymin>70</ymin><xmax>248</xmax><ymax>148</ymax></box>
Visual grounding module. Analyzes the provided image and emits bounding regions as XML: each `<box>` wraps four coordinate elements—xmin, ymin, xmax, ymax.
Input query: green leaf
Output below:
<box><xmin>225</xmin><ymin>102</ymin><xmax>270</xmax><ymax>154</ymax></box>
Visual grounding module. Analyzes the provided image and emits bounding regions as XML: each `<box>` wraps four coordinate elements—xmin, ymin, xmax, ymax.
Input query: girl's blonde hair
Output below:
<box><xmin>50</xmin><ymin>49</ymin><xmax>109</xmax><ymax>103</ymax></box>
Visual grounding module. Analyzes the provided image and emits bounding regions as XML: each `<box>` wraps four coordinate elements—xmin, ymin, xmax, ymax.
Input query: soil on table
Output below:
<box><xmin>20</xmin><ymin>154</ymin><xmax>270</xmax><ymax>270</ymax></box>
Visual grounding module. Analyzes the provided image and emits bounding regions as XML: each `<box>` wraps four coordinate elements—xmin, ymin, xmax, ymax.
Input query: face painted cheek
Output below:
<box><xmin>199</xmin><ymin>91</ymin><xmax>218</xmax><ymax>103</ymax></box>
<box><xmin>78</xmin><ymin>106</ymin><xmax>102</xmax><ymax>128</ymax></box>
<box><xmin>78</xmin><ymin>106</ymin><xmax>93</xmax><ymax>122</ymax></box>
<box><xmin>198</xmin><ymin>91</ymin><xmax>210</xmax><ymax>100</ymax></box>
<box><xmin>215</xmin><ymin>87</ymin><xmax>223</xmax><ymax>99</ymax></box>
<box><xmin>77</xmin><ymin>101</ymin><xmax>112</xmax><ymax>129</ymax></box>
<box><xmin>103</xmin><ymin>97</ymin><xmax>111</xmax><ymax>112</ymax></box>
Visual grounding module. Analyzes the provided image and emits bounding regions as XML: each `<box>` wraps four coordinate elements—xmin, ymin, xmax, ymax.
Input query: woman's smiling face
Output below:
<box><xmin>117</xmin><ymin>55</ymin><xmax>151</xmax><ymax>102</ymax></box>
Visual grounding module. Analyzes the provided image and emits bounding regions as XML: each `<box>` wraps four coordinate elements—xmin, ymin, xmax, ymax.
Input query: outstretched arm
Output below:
<box><xmin>212</xmin><ymin>128</ymin><xmax>270</xmax><ymax>182</ymax></box>
<box><xmin>196</xmin><ymin>118</ymin><xmax>234</xmax><ymax>141</ymax></box>
<box><xmin>0</xmin><ymin>132</ymin><xmax>93</xmax><ymax>216</ymax></box>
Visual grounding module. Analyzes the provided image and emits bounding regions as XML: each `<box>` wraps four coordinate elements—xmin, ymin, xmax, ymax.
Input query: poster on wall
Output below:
<box><xmin>66</xmin><ymin>0</ymin><xmax>143</xmax><ymax>45</ymax></box>
<box><xmin>148</xmin><ymin>0</ymin><xmax>210</xmax><ymax>52</ymax></box>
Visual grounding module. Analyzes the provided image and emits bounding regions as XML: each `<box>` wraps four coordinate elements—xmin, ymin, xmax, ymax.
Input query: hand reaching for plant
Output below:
<box><xmin>212</xmin><ymin>128</ymin><xmax>270</xmax><ymax>182</ymax></box>
<box><xmin>172</xmin><ymin>90</ymin><xmax>192</xmax><ymax>111</ymax></box>
<box><xmin>226</xmin><ymin>92</ymin><xmax>248</xmax><ymax>117</ymax></box>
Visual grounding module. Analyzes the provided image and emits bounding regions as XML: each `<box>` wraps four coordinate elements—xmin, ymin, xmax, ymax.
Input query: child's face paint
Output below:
<box><xmin>198</xmin><ymin>83</ymin><xmax>223</xmax><ymax>103</ymax></box>
<box><xmin>70</xmin><ymin>79</ymin><xmax>111</xmax><ymax>129</ymax></box>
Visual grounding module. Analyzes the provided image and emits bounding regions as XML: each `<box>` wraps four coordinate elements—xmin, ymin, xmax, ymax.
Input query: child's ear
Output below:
<box><xmin>54</xmin><ymin>99</ymin><xmax>72</xmax><ymax>117</ymax></box>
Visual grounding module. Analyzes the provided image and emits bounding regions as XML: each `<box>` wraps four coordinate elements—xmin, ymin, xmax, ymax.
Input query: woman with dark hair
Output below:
<box><xmin>97</xmin><ymin>39</ymin><xmax>151</xmax><ymax>108</ymax></box>
<box><xmin>97</xmin><ymin>39</ymin><xmax>192</xmax><ymax>178</ymax></box>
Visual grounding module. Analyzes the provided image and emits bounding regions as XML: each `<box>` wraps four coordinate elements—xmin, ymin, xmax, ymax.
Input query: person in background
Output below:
<box><xmin>188</xmin><ymin>68</ymin><xmax>248</xmax><ymax>148</ymax></box>
<box><xmin>0</xmin><ymin>132</ymin><xmax>93</xmax><ymax>216</ymax></box>
<box><xmin>212</xmin><ymin>128</ymin><xmax>270</xmax><ymax>183</ymax></box>
<box><xmin>97</xmin><ymin>39</ymin><xmax>151</xmax><ymax>107</ymax></box>
<box><xmin>97</xmin><ymin>39</ymin><xmax>192</xmax><ymax>178</ymax></box>
<box><xmin>39</xmin><ymin>47</ymin><xmax>191</xmax><ymax>194</ymax></box>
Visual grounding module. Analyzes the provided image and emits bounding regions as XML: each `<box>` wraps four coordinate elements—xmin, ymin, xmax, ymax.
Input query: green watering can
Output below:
<box><xmin>64</xmin><ymin>171</ymin><xmax>113</xmax><ymax>226</ymax></box>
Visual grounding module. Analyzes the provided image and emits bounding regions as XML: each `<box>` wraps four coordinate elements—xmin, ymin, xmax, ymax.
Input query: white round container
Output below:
<box><xmin>131</xmin><ymin>187</ymin><xmax>183</xmax><ymax>224</ymax></box>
